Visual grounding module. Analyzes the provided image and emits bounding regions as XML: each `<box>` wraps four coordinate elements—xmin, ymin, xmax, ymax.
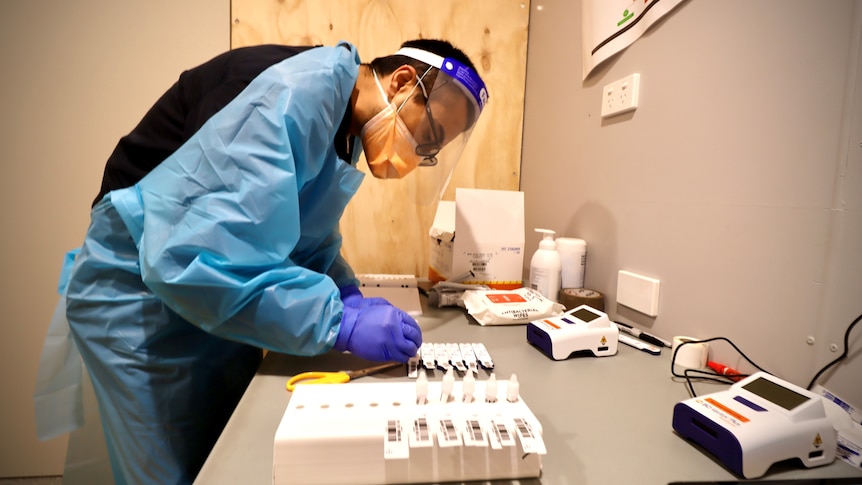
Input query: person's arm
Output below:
<box><xmin>114</xmin><ymin>44</ymin><xmax>363</xmax><ymax>355</ymax></box>
<box><xmin>302</xmin><ymin>226</ymin><xmax>359</xmax><ymax>290</ymax></box>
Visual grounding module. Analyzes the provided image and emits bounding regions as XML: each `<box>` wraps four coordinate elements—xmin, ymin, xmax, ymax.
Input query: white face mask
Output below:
<box><xmin>359</xmin><ymin>71</ymin><xmax>423</xmax><ymax>179</ymax></box>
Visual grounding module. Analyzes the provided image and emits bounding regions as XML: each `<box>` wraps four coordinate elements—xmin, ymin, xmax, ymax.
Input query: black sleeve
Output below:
<box><xmin>91</xmin><ymin>45</ymin><xmax>315</xmax><ymax>207</ymax></box>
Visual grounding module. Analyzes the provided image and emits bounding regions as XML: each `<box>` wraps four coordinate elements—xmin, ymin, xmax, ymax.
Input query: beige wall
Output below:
<box><xmin>0</xmin><ymin>0</ymin><xmax>229</xmax><ymax>477</ymax></box>
<box><xmin>3</xmin><ymin>0</ymin><xmax>861</xmax><ymax>478</ymax></box>
<box><xmin>230</xmin><ymin>0</ymin><xmax>529</xmax><ymax>277</ymax></box>
<box><xmin>521</xmin><ymin>0</ymin><xmax>862</xmax><ymax>405</ymax></box>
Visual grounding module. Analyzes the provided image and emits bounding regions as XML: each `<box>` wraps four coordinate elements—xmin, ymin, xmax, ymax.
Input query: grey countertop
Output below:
<box><xmin>196</xmin><ymin>300</ymin><xmax>862</xmax><ymax>484</ymax></box>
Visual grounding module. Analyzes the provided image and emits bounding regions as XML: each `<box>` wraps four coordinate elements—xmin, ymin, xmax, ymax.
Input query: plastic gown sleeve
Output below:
<box><xmin>111</xmin><ymin>43</ymin><xmax>364</xmax><ymax>355</ymax></box>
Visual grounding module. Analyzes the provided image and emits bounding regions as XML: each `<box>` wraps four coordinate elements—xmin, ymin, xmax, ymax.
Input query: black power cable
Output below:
<box><xmin>806</xmin><ymin>312</ymin><xmax>862</xmax><ymax>390</ymax></box>
<box><xmin>669</xmin><ymin>312</ymin><xmax>862</xmax><ymax>397</ymax></box>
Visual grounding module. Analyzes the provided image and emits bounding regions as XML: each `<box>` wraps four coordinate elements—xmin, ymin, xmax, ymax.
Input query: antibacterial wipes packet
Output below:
<box><xmin>462</xmin><ymin>287</ymin><xmax>565</xmax><ymax>326</ymax></box>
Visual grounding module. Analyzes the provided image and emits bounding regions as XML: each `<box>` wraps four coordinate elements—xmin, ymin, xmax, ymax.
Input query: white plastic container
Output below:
<box><xmin>556</xmin><ymin>237</ymin><xmax>587</xmax><ymax>288</ymax></box>
<box><xmin>529</xmin><ymin>229</ymin><xmax>561</xmax><ymax>302</ymax></box>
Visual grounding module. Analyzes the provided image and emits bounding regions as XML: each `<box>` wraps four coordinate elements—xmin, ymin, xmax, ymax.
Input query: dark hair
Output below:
<box><xmin>370</xmin><ymin>39</ymin><xmax>480</xmax><ymax>132</ymax></box>
<box><xmin>369</xmin><ymin>38</ymin><xmax>478</xmax><ymax>84</ymax></box>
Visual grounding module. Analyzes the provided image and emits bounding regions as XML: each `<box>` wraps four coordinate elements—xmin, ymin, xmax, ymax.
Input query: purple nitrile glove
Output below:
<box><xmin>334</xmin><ymin>304</ymin><xmax>422</xmax><ymax>362</ymax></box>
<box><xmin>339</xmin><ymin>284</ymin><xmax>390</xmax><ymax>308</ymax></box>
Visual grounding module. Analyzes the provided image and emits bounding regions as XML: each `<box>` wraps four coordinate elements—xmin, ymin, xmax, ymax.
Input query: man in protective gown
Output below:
<box><xmin>35</xmin><ymin>39</ymin><xmax>489</xmax><ymax>484</ymax></box>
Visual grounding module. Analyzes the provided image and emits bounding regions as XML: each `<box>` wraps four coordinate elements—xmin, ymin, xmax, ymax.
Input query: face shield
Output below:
<box><xmin>395</xmin><ymin>47</ymin><xmax>489</xmax><ymax>204</ymax></box>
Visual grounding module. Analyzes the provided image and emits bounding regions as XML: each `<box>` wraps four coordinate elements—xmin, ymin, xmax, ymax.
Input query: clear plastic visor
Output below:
<box><xmin>411</xmin><ymin>69</ymin><xmax>483</xmax><ymax>203</ymax></box>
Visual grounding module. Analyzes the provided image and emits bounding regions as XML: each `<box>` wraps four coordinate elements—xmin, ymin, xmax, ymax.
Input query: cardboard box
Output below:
<box><xmin>428</xmin><ymin>189</ymin><xmax>524</xmax><ymax>289</ymax></box>
<box><xmin>428</xmin><ymin>201</ymin><xmax>456</xmax><ymax>284</ymax></box>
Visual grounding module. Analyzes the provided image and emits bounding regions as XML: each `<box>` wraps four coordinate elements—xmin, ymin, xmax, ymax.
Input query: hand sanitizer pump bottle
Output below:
<box><xmin>529</xmin><ymin>229</ymin><xmax>561</xmax><ymax>302</ymax></box>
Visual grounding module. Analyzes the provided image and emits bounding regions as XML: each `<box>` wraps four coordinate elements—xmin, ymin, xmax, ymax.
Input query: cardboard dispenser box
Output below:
<box><xmin>428</xmin><ymin>200</ymin><xmax>456</xmax><ymax>284</ymax></box>
<box><xmin>428</xmin><ymin>189</ymin><xmax>524</xmax><ymax>289</ymax></box>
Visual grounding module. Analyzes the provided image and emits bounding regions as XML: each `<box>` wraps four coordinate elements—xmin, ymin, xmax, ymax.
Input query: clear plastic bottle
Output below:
<box><xmin>529</xmin><ymin>228</ymin><xmax>561</xmax><ymax>302</ymax></box>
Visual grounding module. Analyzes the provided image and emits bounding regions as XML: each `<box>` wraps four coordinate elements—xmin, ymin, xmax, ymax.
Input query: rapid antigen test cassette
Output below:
<box><xmin>672</xmin><ymin>371</ymin><xmax>838</xmax><ymax>478</ymax></box>
<box><xmin>526</xmin><ymin>304</ymin><xmax>618</xmax><ymax>359</ymax></box>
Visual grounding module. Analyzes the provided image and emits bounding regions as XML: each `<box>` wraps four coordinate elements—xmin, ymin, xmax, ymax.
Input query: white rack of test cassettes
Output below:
<box><xmin>273</xmin><ymin>377</ymin><xmax>545</xmax><ymax>485</ymax></box>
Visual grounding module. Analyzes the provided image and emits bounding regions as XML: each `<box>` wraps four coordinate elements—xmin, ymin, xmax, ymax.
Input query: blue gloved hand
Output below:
<box><xmin>334</xmin><ymin>304</ymin><xmax>422</xmax><ymax>362</ymax></box>
<box><xmin>339</xmin><ymin>284</ymin><xmax>390</xmax><ymax>308</ymax></box>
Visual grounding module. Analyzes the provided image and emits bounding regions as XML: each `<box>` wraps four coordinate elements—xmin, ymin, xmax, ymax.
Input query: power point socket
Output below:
<box><xmin>601</xmin><ymin>73</ymin><xmax>640</xmax><ymax>119</ymax></box>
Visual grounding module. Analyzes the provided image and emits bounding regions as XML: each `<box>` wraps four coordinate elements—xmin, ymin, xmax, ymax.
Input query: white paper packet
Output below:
<box><xmin>462</xmin><ymin>287</ymin><xmax>565</xmax><ymax>326</ymax></box>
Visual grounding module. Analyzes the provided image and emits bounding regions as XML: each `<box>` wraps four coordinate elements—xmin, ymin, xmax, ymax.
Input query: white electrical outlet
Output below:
<box><xmin>601</xmin><ymin>73</ymin><xmax>640</xmax><ymax>119</ymax></box>
<box><xmin>616</xmin><ymin>270</ymin><xmax>660</xmax><ymax>316</ymax></box>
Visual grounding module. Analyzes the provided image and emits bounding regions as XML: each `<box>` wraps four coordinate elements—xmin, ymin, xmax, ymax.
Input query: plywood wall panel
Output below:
<box><xmin>231</xmin><ymin>0</ymin><xmax>529</xmax><ymax>276</ymax></box>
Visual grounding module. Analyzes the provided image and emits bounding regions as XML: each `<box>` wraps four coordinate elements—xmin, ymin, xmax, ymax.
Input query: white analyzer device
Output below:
<box><xmin>526</xmin><ymin>304</ymin><xmax>618</xmax><ymax>360</ymax></box>
<box><xmin>672</xmin><ymin>371</ymin><xmax>838</xmax><ymax>479</ymax></box>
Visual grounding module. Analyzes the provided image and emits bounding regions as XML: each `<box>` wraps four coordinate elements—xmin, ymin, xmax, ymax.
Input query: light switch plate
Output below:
<box><xmin>617</xmin><ymin>270</ymin><xmax>660</xmax><ymax>316</ymax></box>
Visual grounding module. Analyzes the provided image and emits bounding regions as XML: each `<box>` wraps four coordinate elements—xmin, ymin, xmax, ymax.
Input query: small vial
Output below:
<box><xmin>440</xmin><ymin>368</ymin><xmax>455</xmax><ymax>403</ymax></box>
<box><xmin>462</xmin><ymin>371</ymin><xmax>476</xmax><ymax>403</ymax></box>
<box><xmin>506</xmin><ymin>374</ymin><xmax>520</xmax><ymax>403</ymax></box>
<box><xmin>485</xmin><ymin>374</ymin><xmax>498</xmax><ymax>403</ymax></box>
<box><xmin>415</xmin><ymin>371</ymin><xmax>428</xmax><ymax>405</ymax></box>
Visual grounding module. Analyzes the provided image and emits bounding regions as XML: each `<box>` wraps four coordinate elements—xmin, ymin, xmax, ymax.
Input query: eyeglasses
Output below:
<box><xmin>414</xmin><ymin>69</ymin><xmax>443</xmax><ymax>167</ymax></box>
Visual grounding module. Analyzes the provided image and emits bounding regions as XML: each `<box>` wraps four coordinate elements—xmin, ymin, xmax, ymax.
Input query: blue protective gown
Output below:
<box><xmin>65</xmin><ymin>42</ymin><xmax>364</xmax><ymax>484</ymax></box>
